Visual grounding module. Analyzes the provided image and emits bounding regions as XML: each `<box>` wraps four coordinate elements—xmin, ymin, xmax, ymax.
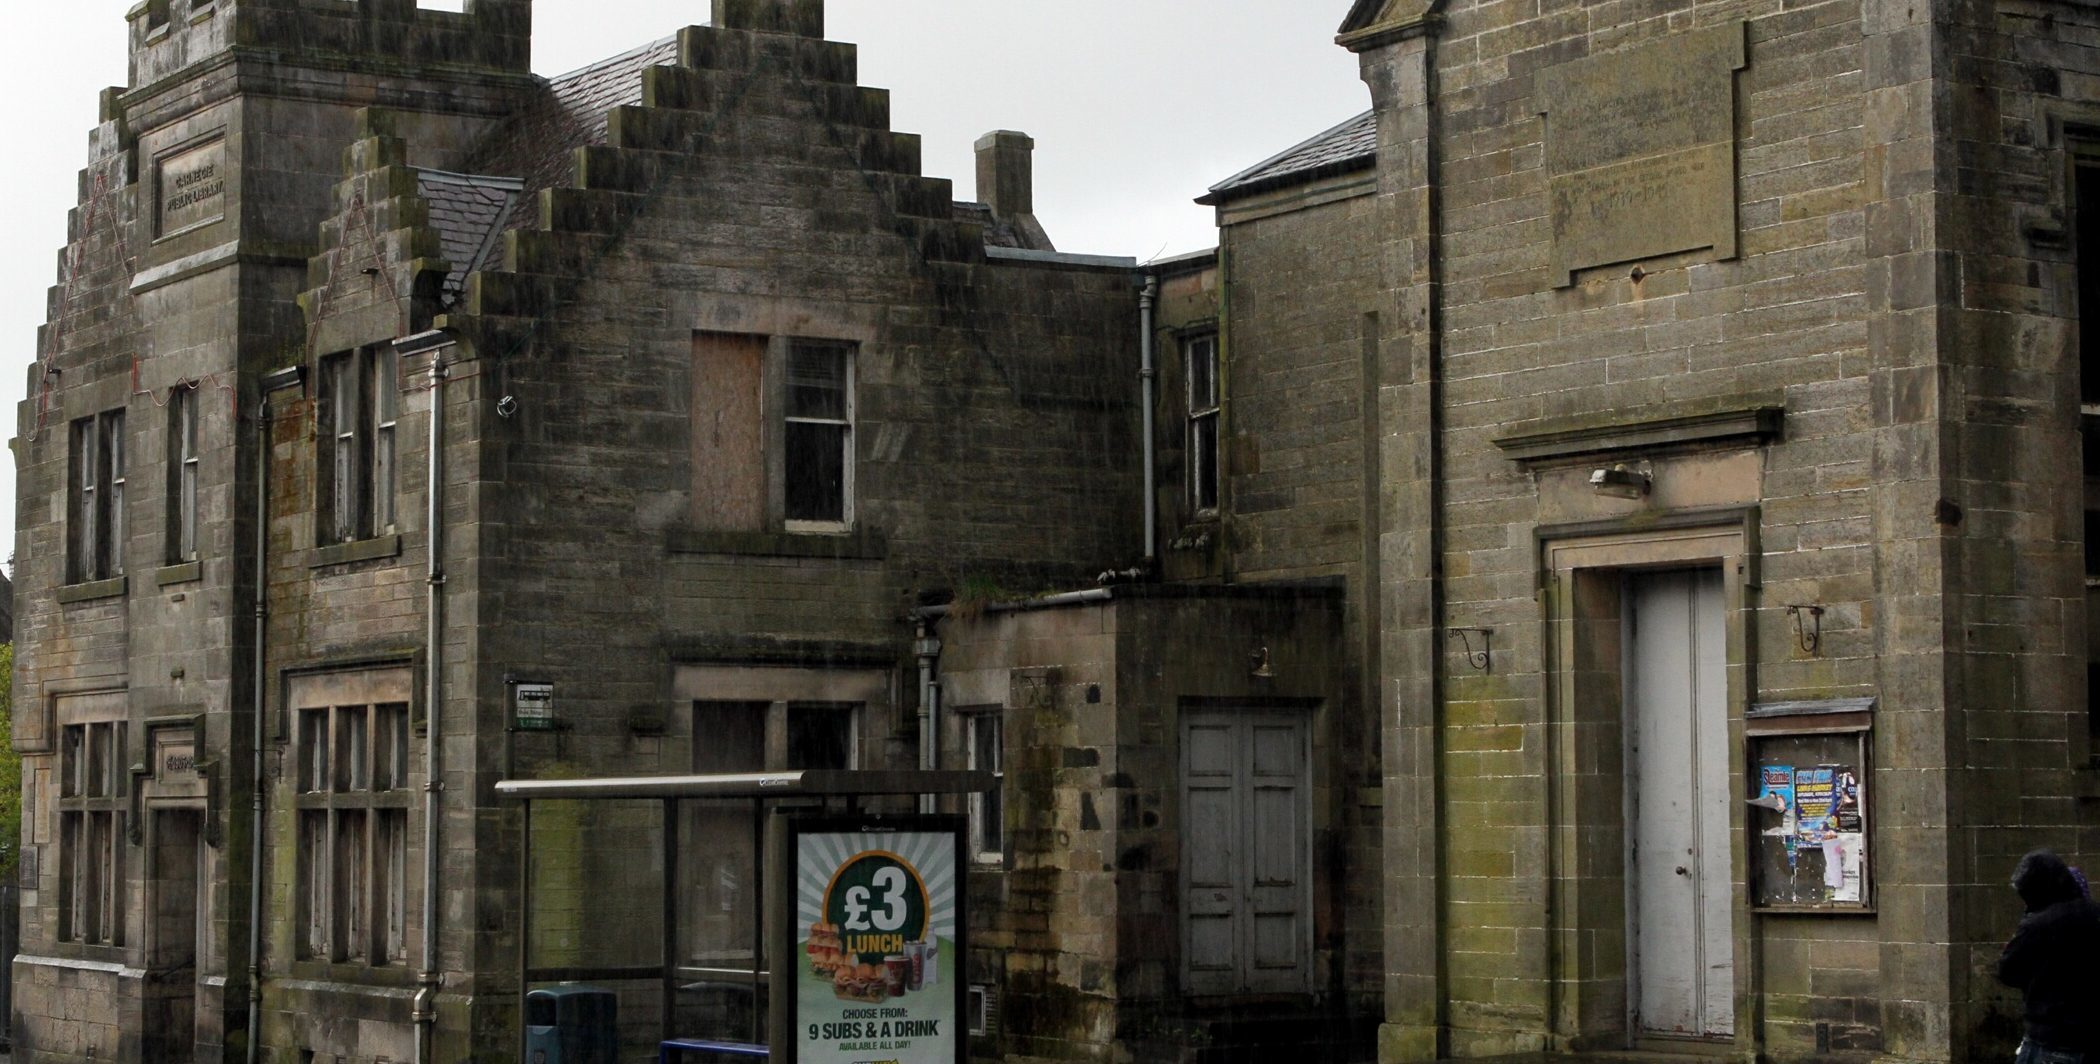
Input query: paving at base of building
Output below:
<box><xmin>9</xmin><ymin>0</ymin><xmax>2099</xmax><ymax>1061</ymax></box>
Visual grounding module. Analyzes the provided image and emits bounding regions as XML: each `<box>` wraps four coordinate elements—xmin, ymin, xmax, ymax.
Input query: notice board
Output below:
<box><xmin>1746</xmin><ymin>700</ymin><xmax>1873</xmax><ymax>911</ymax></box>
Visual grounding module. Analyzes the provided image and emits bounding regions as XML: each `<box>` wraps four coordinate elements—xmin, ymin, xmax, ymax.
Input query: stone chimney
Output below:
<box><xmin>975</xmin><ymin>130</ymin><xmax>1054</xmax><ymax>252</ymax></box>
<box><xmin>712</xmin><ymin>0</ymin><xmax>823</xmax><ymax>36</ymax></box>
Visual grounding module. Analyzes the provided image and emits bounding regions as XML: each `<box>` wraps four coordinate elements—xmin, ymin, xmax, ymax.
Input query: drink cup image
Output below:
<box><xmin>905</xmin><ymin>940</ymin><xmax>926</xmax><ymax>990</ymax></box>
<box><xmin>885</xmin><ymin>954</ymin><xmax>910</xmax><ymax>996</ymax></box>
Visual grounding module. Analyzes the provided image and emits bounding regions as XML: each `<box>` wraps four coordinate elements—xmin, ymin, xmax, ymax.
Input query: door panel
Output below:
<box><xmin>1184</xmin><ymin>721</ymin><xmax>1240</xmax><ymax>988</ymax></box>
<box><xmin>1626</xmin><ymin>570</ymin><xmax>1733</xmax><ymax>1038</ymax></box>
<box><xmin>146</xmin><ymin>807</ymin><xmax>202</xmax><ymax>1063</ymax></box>
<box><xmin>1182</xmin><ymin>709</ymin><xmax>1309</xmax><ymax>995</ymax></box>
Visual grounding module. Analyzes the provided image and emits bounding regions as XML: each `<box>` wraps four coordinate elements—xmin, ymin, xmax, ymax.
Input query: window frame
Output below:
<box><xmin>781</xmin><ymin>340</ymin><xmax>856</xmax><ymax>534</ymax></box>
<box><xmin>69</xmin><ymin>409</ymin><xmax>128</xmax><ymax>583</ymax></box>
<box><xmin>683</xmin><ymin>688</ymin><xmax>869</xmax><ymax>966</ymax></box>
<box><xmin>1184</xmin><ymin>332</ymin><xmax>1221</xmax><ymax>516</ymax></box>
<box><xmin>293</xmin><ymin>701</ymin><xmax>411</xmax><ymax>966</ymax></box>
<box><xmin>57</xmin><ymin>717</ymin><xmax>127</xmax><ymax>947</ymax></box>
<box><xmin>963</xmin><ymin>708</ymin><xmax>1005</xmax><ymax>865</ymax></box>
<box><xmin>168</xmin><ymin>386</ymin><xmax>200</xmax><ymax>563</ymax></box>
<box><xmin>317</xmin><ymin>348</ymin><xmax>401</xmax><ymax>546</ymax></box>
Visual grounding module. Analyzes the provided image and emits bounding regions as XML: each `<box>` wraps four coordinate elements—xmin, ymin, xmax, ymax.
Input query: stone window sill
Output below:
<box><xmin>56</xmin><ymin>576</ymin><xmax>127</xmax><ymax>605</ymax></box>
<box><xmin>156</xmin><ymin>561</ymin><xmax>202</xmax><ymax>587</ymax></box>
<box><xmin>311</xmin><ymin>534</ymin><xmax>402</xmax><ymax>569</ymax></box>
<box><xmin>667</xmin><ymin>527</ymin><xmax>887</xmax><ymax>560</ymax></box>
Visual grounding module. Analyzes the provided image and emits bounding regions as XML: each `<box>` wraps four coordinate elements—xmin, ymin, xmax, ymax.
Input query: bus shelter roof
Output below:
<box><xmin>493</xmin><ymin>769</ymin><xmax>995</xmax><ymax>802</ymax></box>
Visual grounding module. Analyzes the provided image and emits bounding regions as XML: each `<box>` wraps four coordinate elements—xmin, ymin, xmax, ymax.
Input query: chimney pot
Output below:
<box><xmin>975</xmin><ymin>130</ymin><xmax>1036</xmax><ymax>218</ymax></box>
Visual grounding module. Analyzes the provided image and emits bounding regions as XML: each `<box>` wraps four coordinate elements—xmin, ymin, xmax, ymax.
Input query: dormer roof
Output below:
<box><xmin>1198</xmin><ymin>110</ymin><xmax>1376</xmax><ymax>206</ymax></box>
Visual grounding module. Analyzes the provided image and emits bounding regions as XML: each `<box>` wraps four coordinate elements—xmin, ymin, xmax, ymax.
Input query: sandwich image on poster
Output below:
<box><xmin>792</xmin><ymin>823</ymin><xmax>961</xmax><ymax>1064</ymax></box>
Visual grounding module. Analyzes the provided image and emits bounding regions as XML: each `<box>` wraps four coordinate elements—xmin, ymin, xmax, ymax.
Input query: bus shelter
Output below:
<box><xmin>494</xmin><ymin>770</ymin><xmax>991</xmax><ymax>1062</ymax></box>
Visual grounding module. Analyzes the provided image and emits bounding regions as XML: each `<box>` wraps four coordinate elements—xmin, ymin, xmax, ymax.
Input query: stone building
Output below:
<box><xmin>1319</xmin><ymin>0</ymin><xmax>2100</xmax><ymax>1058</ymax></box>
<box><xmin>8</xmin><ymin>0</ymin><xmax>1388</xmax><ymax>1061</ymax></box>
<box><xmin>6</xmin><ymin>0</ymin><xmax>1335</xmax><ymax>1060</ymax></box>
<box><xmin>17</xmin><ymin>0</ymin><xmax>2100</xmax><ymax>1062</ymax></box>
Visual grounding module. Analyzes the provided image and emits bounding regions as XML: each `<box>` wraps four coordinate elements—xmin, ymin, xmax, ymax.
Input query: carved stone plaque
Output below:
<box><xmin>157</xmin><ymin>138</ymin><xmax>226</xmax><ymax>236</ymax></box>
<box><xmin>1538</xmin><ymin>23</ymin><xmax>1746</xmax><ymax>285</ymax></box>
<box><xmin>156</xmin><ymin>729</ymin><xmax>198</xmax><ymax>785</ymax></box>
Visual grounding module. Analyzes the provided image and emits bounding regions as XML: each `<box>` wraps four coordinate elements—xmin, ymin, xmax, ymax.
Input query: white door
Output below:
<box><xmin>1625</xmin><ymin>570</ymin><xmax>1733</xmax><ymax>1038</ymax></box>
<box><xmin>1182</xmin><ymin>709</ymin><xmax>1309</xmax><ymax>995</ymax></box>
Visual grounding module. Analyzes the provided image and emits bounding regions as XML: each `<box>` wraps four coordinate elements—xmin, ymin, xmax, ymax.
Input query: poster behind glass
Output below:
<box><xmin>1751</xmin><ymin>732</ymin><xmax>1869</xmax><ymax>908</ymax></box>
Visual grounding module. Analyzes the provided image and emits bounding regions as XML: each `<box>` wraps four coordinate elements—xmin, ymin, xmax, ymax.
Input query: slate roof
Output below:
<box><xmin>416</xmin><ymin>169</ymin><xmax>525</xmax><ymax>307</ymax></box>
<box><xmin>951</xmin><ymin>201</ymin><xmax>1032</xmax><ymax>250</ymax></box>
<box><xmin>468</xmin><ymin>36</ymin><xmax>682</xmax><ymax>215</ymax></box>
<box><xmin>1199</xmin><ymin>110</ymin><xmax>1377</xmax><ymax>205</ymax></box>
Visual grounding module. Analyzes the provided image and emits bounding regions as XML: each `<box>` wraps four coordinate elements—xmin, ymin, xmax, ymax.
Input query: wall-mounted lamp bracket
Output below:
<box><xmin>1588</xmin><ymin>464</ymin><xmax>1651</xmax><ymax>499</ymax></box>
<box><xmin>1785</xmin><ymin>604</ymin><xmax>1824</xmax><ymax>655</ymax></box>
<box><xmin>1448</xmin><ymin>627</ymin><xmax>1493</xmax><ymax>673</ymax></box>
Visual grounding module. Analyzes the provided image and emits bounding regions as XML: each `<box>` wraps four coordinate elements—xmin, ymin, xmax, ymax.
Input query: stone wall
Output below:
<box><xmin>938</xmin><ymin>586</ymin><xmax>1355</xmax><ymax>1064</ymax></box>
<box><xmin>1214</xmin><ymin>176</ymin><xmax>1389</xmax><ymax>1007</ymax></box>
<box><xmin>1339</xmin><ymin>0</ymin><xmax>2100</xmax><ymax>1056</ymax></box>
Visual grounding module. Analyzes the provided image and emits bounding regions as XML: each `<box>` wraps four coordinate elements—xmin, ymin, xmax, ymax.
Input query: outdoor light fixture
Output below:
<box><xmin>1249</xmin><ymin>646</ymin><xmax>1274</xmax><ymax>679</ymax></box>
<box><xmin>1589</xmin><ymin>464</ymin><xmax>1651</xmax><ymax>499</ymax></box>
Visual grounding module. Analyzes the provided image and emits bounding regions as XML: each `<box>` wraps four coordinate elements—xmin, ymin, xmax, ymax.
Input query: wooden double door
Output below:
<box><xmin>1181</xmin><ymin>708</ymin><xmax>1310</xmax><ymax>996</ymax></box>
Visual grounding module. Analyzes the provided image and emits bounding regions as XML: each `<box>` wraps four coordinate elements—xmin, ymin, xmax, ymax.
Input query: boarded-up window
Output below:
<box><xmin>691</xmin><ymin>332</ymin><xmax>766</xmax><ymax>531</ymax></box>
<box><xmin>690</xmin><ymin>333</ymin><xmax>857</xmax><ymax>533</ymax></box>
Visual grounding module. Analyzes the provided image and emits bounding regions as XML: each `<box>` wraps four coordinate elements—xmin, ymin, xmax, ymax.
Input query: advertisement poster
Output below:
<box><xmin>1756</xmin><ymin>766</ymin><xmax>1795</xmax><ymax>835</ymax></box>
<box><xmin>1752</xmin><ymin>756</ymin><xmax>1867</xmax><ymax>906</ymax></box>
<box><xmin>789</xmin><ymin>819</ymin><xmax>963</xmax><ymax>1064</ymax></box>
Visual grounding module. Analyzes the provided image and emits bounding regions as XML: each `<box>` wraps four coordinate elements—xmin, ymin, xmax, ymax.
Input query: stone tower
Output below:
<box><xmin>12</xmin><ymin>1</ymin><xmax>534</xmax><ymax>1059</ymax></box>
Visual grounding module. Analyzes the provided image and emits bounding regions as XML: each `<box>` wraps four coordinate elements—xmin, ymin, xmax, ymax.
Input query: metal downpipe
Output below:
<box><xmin>914</xmin><ymin>622</ymin><xmax>941</xmax><ymax>815</ymax></box>
<box><xmin>413</xmin><ymin>344</ymin><xmax>451</xmax><ymax>1064</ymax></box>
<box><xmin>247</xmin><ymin>367</ymin><xmax>304</xmax><ymax>1064</ymax></box>
<box><xmin>245</xmin><ymin>398</ymin><xmax>270</xmax><ymax>1064</ymax></box>
<box><xmin>1139</xmin><ymin>274</ymin><xmax>1159</xmax><ymax>566</ymax></box>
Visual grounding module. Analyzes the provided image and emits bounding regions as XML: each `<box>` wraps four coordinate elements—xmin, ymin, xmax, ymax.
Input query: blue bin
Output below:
<box><xmin>525</xmin><ymin>985</ymin><xmax>619</xmax><ymax>1064</ymax></box>
<box><xmin>660</xmin><ymin>1038</ymin><xmax>769</xmax><ymax>1063</ymax></box>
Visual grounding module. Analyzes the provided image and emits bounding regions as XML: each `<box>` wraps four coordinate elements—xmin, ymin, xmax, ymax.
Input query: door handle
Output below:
<box><xmin>1675</xmin><ymin>866</ymin><xmax>1689</xmax><ymax>876</ymax></box>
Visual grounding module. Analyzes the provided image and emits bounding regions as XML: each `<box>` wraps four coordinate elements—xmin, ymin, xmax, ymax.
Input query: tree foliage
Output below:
<box><xmin>0</xmin><ymin>643</ymin><xmax>19</xmax><ymax>881</ymax></box>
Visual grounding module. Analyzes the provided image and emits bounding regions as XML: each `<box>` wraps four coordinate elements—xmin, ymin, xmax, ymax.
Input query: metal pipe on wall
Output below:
<box><xmin>1140</xmin><ymin>274</ymin><xmax>1160</xmax><ymax>567</ymax></box>
<box><xmin>248</xmin><ymin>366</ymin><xmax>303</xmax><ymax>1064</ymax></box>
<box><xmin>394</xmin><ymin>330</ymin><xmax>455</xmax><ymax>1064</ymax></box>
<box><xmin>915</xmin><ymin>623</ymin><xmax>941</xmax><ymax>815</ymax></box>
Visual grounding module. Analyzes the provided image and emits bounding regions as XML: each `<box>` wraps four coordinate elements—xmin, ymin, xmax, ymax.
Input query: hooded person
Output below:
<box><xmin>1999</xmin><ymin>849</ymin><xmax>2100</xmax><ymax>1064</ymax></box>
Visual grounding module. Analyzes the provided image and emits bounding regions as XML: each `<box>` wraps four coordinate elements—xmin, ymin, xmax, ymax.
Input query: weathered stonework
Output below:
<box><xmin>22</xmin><ymin>0</ymin><xmax>2100</xmax><ymax>1061</ymax></box>
<box><xmin>14</xmin><ymin>0</ymin><xmax>1170</xmax><ymax>1060</ymax></box>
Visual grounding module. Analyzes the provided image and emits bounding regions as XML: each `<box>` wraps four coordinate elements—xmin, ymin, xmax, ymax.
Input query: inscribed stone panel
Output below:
<box><xmin>1538</xmin><ymin>23</ymin><xmax>1746</xmax><ymax>285</ymax></box>
<box><xmin>156</xmin><ymin>137</ymin><xmax>227</xmax><ymax>238</ymax></box>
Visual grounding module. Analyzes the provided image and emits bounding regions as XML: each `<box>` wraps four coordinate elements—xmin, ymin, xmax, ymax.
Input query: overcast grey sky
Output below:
<box><xmin>0</xmin><ymin>2</ymin><xmax>1371</xmax><ymax>567</ymax></box>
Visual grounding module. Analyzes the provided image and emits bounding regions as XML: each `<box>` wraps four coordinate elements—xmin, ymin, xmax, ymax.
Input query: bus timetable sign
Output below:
<box><xmin>772</xmin><ymin>815</ymin><xmax>966</xmax><ymax>1064</ymax></box>
<box><xmin>512</xmin><ymin>681</ymin><xmax>555</xmax><ymax>731</ymax></box>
